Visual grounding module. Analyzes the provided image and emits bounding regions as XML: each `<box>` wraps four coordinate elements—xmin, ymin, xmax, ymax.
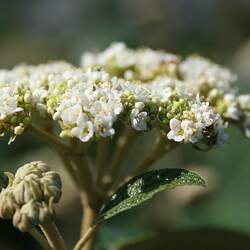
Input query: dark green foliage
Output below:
<box><xmin>96</xmin><ymin>168</ymin><xmax>205</xmax><ymax>224</ymax></box>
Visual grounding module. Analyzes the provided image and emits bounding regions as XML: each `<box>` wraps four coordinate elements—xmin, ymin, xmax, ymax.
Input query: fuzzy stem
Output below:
<box><xmin>103</xmin><ymin>127</ymin><xmax>137</xmax><ymax>189</ymax></box>
<box><xmin>79</xmin><ymin>204</ymin><xmax>98</xmax><ymax>250</ymax></box>
<box><xmin>72</xmin><ymin>153</ymin><xmax>102</xmax><ymax>210</ymax></box>
<box><xmin>30</xmin><ymin>228</ymin><xmax>52</xmax><ymax>250</ymax></box>
<box><xmin>96</xmin><ymin>138</ymin><xmax>110</xmax><ymax>186</ymax></box>
<box><xmin>29</xmin><ymin>124</ymin><xmax>70</xmax><ymax>153</ymax></box>
<box><xmin>73</xmin><ymin>224</ymin><xmax>99</xmax><ymax>250</ymax></box>
<box><xmin>81</xmin><ymin>205</ymin><xmax>97</xmax><ymax>234</ymax></box>
<box><xmin>39</xmin><ymin>222</ymin><xmax>67</xmax><ymax>250</ymax></box>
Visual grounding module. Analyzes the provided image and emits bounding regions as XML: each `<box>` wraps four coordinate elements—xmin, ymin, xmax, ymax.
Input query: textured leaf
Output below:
<box><xmin>96</xmin><ymin>168</ymin><xmax>205</xmax><ymax>224</ymax></box>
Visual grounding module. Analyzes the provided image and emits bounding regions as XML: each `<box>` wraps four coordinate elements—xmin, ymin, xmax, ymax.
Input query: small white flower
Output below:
<box><xmin>167</xmin><ymin>118</ymin><xmax>184</xmax><ymax>142</ymax></box>
<box><xmin>130</xmin><ymin>109</ymin><xmax>148</xmax><ymax>131</ymax></box>
<box><xmin>223</xmin><ymin>93</ymin><xmax>240</xmax><ymax>120</ymax></box>
<box><xmin>238</xmin><ymin>94</ymin><xmax>250</xmax><ymax>111</ymax></box>
<box><xmin>0</xmin><ymin>85</ymin><xmax>23</xmax><ymax>120</ymax></box>
<box><xmin>71</xmin><ymin>113</ymin><xmax>94</xmax><ymax>142</ymax></box>
<box><xmin>130</xmin><ymin>102</ymin><xmax>148</xmax><ymax>131</ymax></box>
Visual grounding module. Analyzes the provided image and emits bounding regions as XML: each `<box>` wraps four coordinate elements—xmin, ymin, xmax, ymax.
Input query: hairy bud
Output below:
<box><xmin>0</xmin><ymin>161</ymin><xmax>62</xmax><ymax>232</ymax></box>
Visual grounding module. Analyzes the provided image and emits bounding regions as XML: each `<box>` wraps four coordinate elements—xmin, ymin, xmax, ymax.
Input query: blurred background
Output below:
<box><xmin>1</xmin><ymin>0</ymin><xmax>250</xmax><ymax>249</ymax></box>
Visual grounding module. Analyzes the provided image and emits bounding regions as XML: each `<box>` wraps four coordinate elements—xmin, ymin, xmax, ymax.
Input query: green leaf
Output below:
<box><xmin>96</xmin><ymin>168</ymin><xmax>205</xmax><ymax>224</ymax></box>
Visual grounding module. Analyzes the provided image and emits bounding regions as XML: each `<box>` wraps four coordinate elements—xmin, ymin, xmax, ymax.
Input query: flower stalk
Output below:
<box><xmin>73</xmin><ymin>224</ymin><xmax>100</xmax><ymax>250</ymax></box>
<box><xmin>30</xmin><ymin>228</ymin><xmax>52</xmax><ymax>250</ymax></box>
<box><xmin>40</xmin><ymin>222</ymin><xmax>67</xmax><ymax>250</ymax></box>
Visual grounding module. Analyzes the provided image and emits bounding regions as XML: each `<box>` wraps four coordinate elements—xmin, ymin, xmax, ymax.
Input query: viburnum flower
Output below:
<box><xmin>81</xmin><ymin>42</ymin><xmax>180</xmax><ymax>81</ymax></box>
<box><xmin>1</xmin><ymin>42</ymin><xmax>250</xmax><ymax>250</ymax></box>
<box><xmin>0</xmin><ymin>42</ymin><xmax>249</xmax><ymax>149</ymax></box>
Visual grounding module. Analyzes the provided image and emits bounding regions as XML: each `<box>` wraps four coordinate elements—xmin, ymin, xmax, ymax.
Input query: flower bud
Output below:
<box><xmin>13</xmin><ymin>200</ymin><xmax>40</xmax><ymax>232</ymax></box>
<box><xmin>38</xmin><ymin>201</ymin><xmax>54</xmax><ymax>224</ymax></box>
<box><xmin>0</xmin><ymin>188</ymin><xmax>19</xmax><ymax>219</ymax></box>
<box><xmin>14</xmin><ymin>126</ymin><xmax>24</xmax><ymax>135</ymax></box>
<box><xmin>13</xmin><ymin>162</ymin><xmax>62</xmax><ymax>205</ymax></box>
<box><xmin>0</xmin><ymin>161</ymin><xmax>62</xmax><ymax>232</ymax></box>
<box><xmin>12</xmin><ymin>175</ymin><xmax>42</xmax><ymax>204</ymax></box>
<box><xmin>41</xmin><ymin>171</ymin><xmax>62</xmax><ymax>203</ymax></box>
<box><xmin>14</xmin><ymin>161</ymin><xmax>50</xmax><ymax>182</ymax></box>
<box><xmin>13</xmin><ymin>200</ymin><xmax>54</xmax><ymax>232</ymax></box>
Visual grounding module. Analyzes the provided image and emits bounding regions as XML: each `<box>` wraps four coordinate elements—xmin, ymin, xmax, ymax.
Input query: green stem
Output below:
<box><xmin>96</xmin><ymin>138</ymin><xmax>110</xmax><ymax>186</ymax></box>
<box><xmin>39</xmin><ymin>222</ymin><xmax>67</xmax><ymax>250</ymax></box>
<box><xmin>29</xmin><ymin>124</ymin><xmax>70</xmax><ymax>153</ymax></box>
<box><xmin>73</xmin><ymin>224</ymin><xmax>100</xmax><ymax>250</ymax></box>
<box><xmin>104</xmin><ymin>127</ymin><xmax>137</xmax><ymax>190</ymax></box>
<box><xmin>72</xmin><ymin>153</ymin><xmax>102</xmax><ymax>210</ymax></box>
<box><xmin>30</xmin><ymin>228</ymin><xmax>52</xmax><ymax>250</ymax></box>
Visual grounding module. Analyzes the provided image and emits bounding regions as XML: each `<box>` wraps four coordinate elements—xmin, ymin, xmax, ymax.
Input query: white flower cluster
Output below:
<box><xmin>0</xmin><ymin>62</ymin><xmax>73</xmax><ymax>140</ymax></box>
<box><xmin>0</xmin><ymin>81</ymin><xmax>31</xmax><ymax>141</ymax></box>
<box><xmin>51</xmin><ymin>68</ymin><xmax>123</xmax><ymax>141</ymax></box>
<box><xmin>81</xmin><ymin>42</ymin><xmax>179</xmax><ymax>81</ymax></box>
<box><xmin>2</xmin><ymin>42</ymin><xmax>250</xmax><ymax>148</ymax></box>
<box><xmin>179</xmin><ymin>55</ymin><xmax>237</xmax><ymax>93</ymax></box>
<box><xmin>167</xmin><ymin>98</ymin><xmax>228</xmax><ymax>147</ymax></box>
<box><xmin>0</xmin><ymin>83</ymin><xmax>23</xmax><ymax>121</ymax></box>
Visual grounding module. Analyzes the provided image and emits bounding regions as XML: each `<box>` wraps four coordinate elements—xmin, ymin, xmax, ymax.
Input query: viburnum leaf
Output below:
<box><xmin>95</xmin><ymin>168</ymin><xmax>205</xmax><ymax>224</ymax></box>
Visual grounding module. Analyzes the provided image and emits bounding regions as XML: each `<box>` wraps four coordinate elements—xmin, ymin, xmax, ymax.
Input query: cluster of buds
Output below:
<box><xmin>0</xmin><ymin>161</ymin><xmax>62</xmax><ymax>232</ymax></box>
<box><xmin>0</xmin><ymin>42</ymin><xmax>249</xmax><ymax>150</ymax></box>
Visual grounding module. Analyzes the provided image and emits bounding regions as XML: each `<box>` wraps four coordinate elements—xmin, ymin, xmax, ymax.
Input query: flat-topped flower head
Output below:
<box><xmin>2</xmin><ymin>42</ymin><xmax>250</xmax><ymax>146</ymax></box>
<box><xmin>81</xmin><ymin>42</ymin><xmax>180</xmax><ymax>81</ymax></box>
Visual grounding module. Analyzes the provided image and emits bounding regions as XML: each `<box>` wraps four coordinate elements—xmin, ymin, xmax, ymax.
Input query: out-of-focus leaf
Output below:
<box><xmin>96</xmin><ymin>168</ymin><xmax>205</xmax><ymax>224</ymax></box>
<box><xmin>95</xmin><ymin>221</ymin><xmax>154</xmax><ymax>250</ymax></box>
<box><xmin>117</xmin><ymin>229</ymin><xmax>250</xmax><ymax>250</ymax></box>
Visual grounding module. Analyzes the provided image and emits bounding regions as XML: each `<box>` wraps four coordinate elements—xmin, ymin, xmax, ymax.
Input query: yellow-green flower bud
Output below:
<box><xmin>41</xmin><ymin>172</ymin><xmax>62</xmax><ymax>203</ymax></box>
<box><xmin>12</xmin><ymin>175</ymin><xmax>43</xmax><ymax>204</ymax></box>
<box><xmin>14</xmin><ymin>126</ymin><xmax>24</xmax><ymax>135</ymax></box>
<box><xmin>13</xmin><ymin>161</ymin><xmax>62</xmax><ymax>204</ymax></box>
<box><xmin>12</xmin><ymin>200</ymin><xmax>53</xmax><ymax>232</ymax></box>
<box><xmin>0</xmin><ymin>188</ymin><xmax>18</xmax><ymax>219</ymax></box>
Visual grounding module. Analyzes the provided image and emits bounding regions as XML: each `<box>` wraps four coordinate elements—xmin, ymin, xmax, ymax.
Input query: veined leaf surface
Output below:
<box><xmin>96</xmin><ymin>168</ymin><xmax>205</xmax><ymax>224</ymax></box>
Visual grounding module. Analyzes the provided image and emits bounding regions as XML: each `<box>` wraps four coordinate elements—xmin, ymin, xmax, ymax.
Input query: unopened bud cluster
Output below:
<box><xmin>0</xmin><ymin>42</ymin><xmax>249</xmax><ymax>149</ymax></box>
<box><xmin>0</xmin><ymin>161</ymin><xmax>62</xmax><ymax>232</ymax></box>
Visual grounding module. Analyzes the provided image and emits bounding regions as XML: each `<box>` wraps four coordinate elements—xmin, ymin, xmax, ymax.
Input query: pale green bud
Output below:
<box><xmin>13</xmin><ymin>162</ymin><xmax>62</xmax><ymax>204</ymax></box>
<box><xmin>14</xmin><ymin>126</ymin><xmax>24</xmax><ymax>135</ymax></box>
<box><xmin>0</xmin><ymin>188</ymin><xmax>18</xmax><ymax>219</ymax></box>
<box><xmin>60</xmin><ymin>130</ymin><xmax>72</xmax><ymax>138</ymax></box>
<box><xmin>12</xmin><ymin>200</ymin><xmax>53</xmax><ymax>232</ymax></box>
<box><xmin>41</xmin><ymin>172</ymin><xmax>62</xmax><ymax>203</ymax></box>
<box><xmin>12</xmin><ymin>175</ymin><xmax>43</xmax><ymax>204</ymax></box>
<box><xmin>24</xmin><ymin>92</ymin><xmax>32</xmax><ymax>103</ymax></box>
